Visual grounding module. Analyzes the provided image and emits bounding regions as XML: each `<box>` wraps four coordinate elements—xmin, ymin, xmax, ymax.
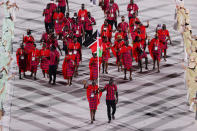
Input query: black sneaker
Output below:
<box><xmin>108</xmin><ymin>120</ymin><xmax>111</xmax><ymax>123</ymax></box>
<box><xmin>112</xmin><ymin>115</ymin><xmax>115</xmax><ymax>120</ymax></box>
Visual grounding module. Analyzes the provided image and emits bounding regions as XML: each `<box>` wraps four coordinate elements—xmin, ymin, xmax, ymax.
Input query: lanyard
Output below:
<box><xmin>110</xmin><ymin>7</ymin><xmax>114</xmax><ymax>14</ymax></box>
<box><xmin>20</xmin><ymin>49</ymin><xmax>23</xmax><ymax>54</ymax></box>
<box><xmin>88</xmin><ymin>17</ymin><xmax>92</xmax><ymax>23</ymax></box>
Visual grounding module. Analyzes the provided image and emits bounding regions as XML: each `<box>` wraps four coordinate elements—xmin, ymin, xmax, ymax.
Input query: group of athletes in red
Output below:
<box><xmin>15</xmin><ymin>0</ymin><xmax>172</xmax><ymax>124</ymax></box>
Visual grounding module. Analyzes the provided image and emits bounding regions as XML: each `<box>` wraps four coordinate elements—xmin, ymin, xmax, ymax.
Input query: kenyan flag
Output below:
<box><xmin>83</xmin><ymin>30</ymin><xmax>103</xmax><ymax>57</ymax></box>
<box><xmin>88</xmin><ymin>38</ymin><xmax>102</xmax><ymax>57</ymax></box>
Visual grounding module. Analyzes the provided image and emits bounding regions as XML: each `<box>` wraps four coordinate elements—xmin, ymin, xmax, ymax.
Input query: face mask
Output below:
<box><xmin>122</xmin><ymin>19</ymin><xmax>125</xmax><ymax>22</ymax></box>
<box><xmin>27</xmin><ymin>31</ymin><xmax>31</xmax><ymax>35</ymax></box>
<box><xmin>69</xmin><ymin>52</ymin><xmax>72</xmax><ymax>55</ymax></box>
<box><xmin>73</xmin><ymin>50</ymin><xmax>77</xmax><ymax>54</ymax></box>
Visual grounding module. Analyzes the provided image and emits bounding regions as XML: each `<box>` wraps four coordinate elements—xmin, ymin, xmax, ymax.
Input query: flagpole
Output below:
<box><xmin>97</xmin><ymin>29</ymin><xmax>99</xmax><ymax>90</ymax></box>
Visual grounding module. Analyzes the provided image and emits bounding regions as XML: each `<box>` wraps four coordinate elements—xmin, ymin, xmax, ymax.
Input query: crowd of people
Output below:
<box><xmin>175</xmin><ymin>0</ymin><xmax>197</xmax><ymax>112</ymax></box>
<box><xmin>13</xmin><ymin>0</ymin><xmax>176</xmax><ymax>123</ymax></box>
<box><xmin>1</xmin><ymin>0</ymin><xmax>192</xmax><ymax>125</ymax></box>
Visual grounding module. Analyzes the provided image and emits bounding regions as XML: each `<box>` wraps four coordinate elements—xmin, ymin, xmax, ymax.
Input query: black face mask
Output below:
<box><xmin>27</xmin><ymin>32</ymin><xmax>31</xmax><ymax>35</ymax></box>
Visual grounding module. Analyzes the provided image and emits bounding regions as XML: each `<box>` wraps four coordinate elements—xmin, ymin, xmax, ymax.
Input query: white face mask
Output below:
<box><xmin>69</xmin><ymin>52</ymin><xmax>72</xmax><ymax>55</ymax></box>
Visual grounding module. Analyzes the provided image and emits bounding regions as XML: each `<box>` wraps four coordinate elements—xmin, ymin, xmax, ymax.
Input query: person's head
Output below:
<box><xmin>50</xmin><ymin>0</ymin><xmax>55</xmax><ymax>3</ymax></box>
<box><xmin>132</xmin><ymin>12</ymin><xmax>137</xmax><ymax>18</ymax></box>
<box><xmin>33</xmin><ymin>44</ymin><xmax>36</xmax><ymax>48</ymax></box>
<box><xmin>109</xmin><ymin>78</ymin><xmax>114</xmax><ymax>85</ymax></box>
<box><xmin>66</xmin><ymin>12</ymin><xmax>69</xmax><ymax>18</ymax></box>
<box><xmin>6</xmin><ymin>1</ymin><xmax>10</xmax><ymax>5</ymax></box>
<box><xmin>73</xmin><ymin>13</ymin><xmax>78</xmax><ymax>22</ymax></box>
<box><xmin>81</xmin><ymin>4</ymin><xmax>85</xmax><ymax>10</ymax></box>
<box><xmin>135</xmin><ymin>21</ymin><xmax>140</xmax><ymax>26</ymax></box>
<box><xmin>110</xmin><ymin>0</ymin><xmax>114</xmax><ymax>5</ymax></box>
<box><xmin>156</xmin><ymin>24</ymin><xmax>161</xmax><ymax>30</ymax></box>
<box><xmin>162</xmin><ymin>24</ymin><xmax>166</xmax><ymax>30</ymax></box>
<box><xmin>92</xmin><ymin>81</ymin><xmax>96</xmax><ymax>86</ymax></box>
<box><xmin>104</xmin><ymin>20</ymin><xmax>108</xmax><ymax>26</ymax></box>
<box><xmin>46</xmin><ymin>4</ymin><xmax>50</xmax><ymax>9</ymax></box>
<box><xmin>20</xmin><ymin>44</ymin><xmax>24</xmax><ymax>49</ymax></box>
<box><xmin>27</xmin><ymin>29</ymin><xmax>31</xmax><ymax>35</ymax></box>
<box><xmin>121</xmin><ymin>16</ymin><xmax>125</xmax><ymax>22</ymax></box>
<box><xmin>125</xmin><ymin>41</ymin><xmax>129</xmax><ymax>46</ymax></box>
<box><xmin>130</xmin><ymin>0</ymin><xmax>134</xmax><ymax>4</ymax></box>
<box><xmin>87</xmin><ymin>12</ymin><xmax>91</xmax><ymax>18</ymax></box>
<box><xmin>74</xmin><ymin>12</ymin><xmax>77</xmax><ymax>18</ymax></box>
<box><xmin>134</xmin><ymin>36</ymin><xmax>140</xmax><ymax>43</ymax></box>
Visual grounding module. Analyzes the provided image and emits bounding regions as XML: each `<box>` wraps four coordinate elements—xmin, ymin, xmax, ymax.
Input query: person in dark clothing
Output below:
<box><xmin>48</xmin><ymin>45</ymin><xmax>60</xmax><ymax>85</ymax></box>
<box><xmin>100</xmin><ymin>78</ymin><xmax>118</xmax><ymax>123</ymax></box>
